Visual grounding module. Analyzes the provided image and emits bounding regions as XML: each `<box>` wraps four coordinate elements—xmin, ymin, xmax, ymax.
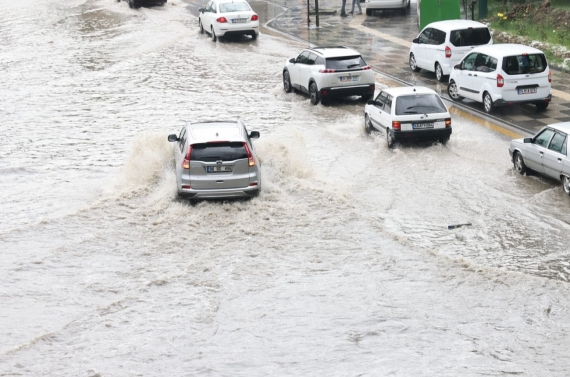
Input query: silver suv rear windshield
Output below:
<box><xmin>191</xmin><ymin>142</ymin><xmax>247</xmax><ymax>162</ymax></box>
<box><xmin>502</xmin><ymin>54</ymin><xmax>547</xmax><ymax>75</ymax></box>
<box><xmin>325</xmin><ymin>56</ymin><xmax>367</xmax><ymax>70</ymax></box>
<box><xmin>450</xmin><ymin>28</ymin><xmax>491</xmax><ymax>47</ymax></box>
<box><xmin>395</xmin><ymin>94</ymin><xmax>447</xmax><ymax>116</ymax></box>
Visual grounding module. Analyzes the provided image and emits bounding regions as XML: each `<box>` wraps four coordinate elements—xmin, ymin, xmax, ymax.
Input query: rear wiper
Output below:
<box><xmin>403</xmin><ymin>111</ymin><xmax>418</xmax><ymax>114</ymax></box>
<box><xmin>347</xmin><ymin>64</ymin><xmax>360</xmax><ymax>69</ymax></box>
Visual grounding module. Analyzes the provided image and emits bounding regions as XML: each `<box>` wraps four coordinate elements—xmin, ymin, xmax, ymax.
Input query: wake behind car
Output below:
<box><xmin>198</xmin><ymin>0</ymin><xmax>259</xmax><ymax>41</ymax></box>
<box><xmin>509</xmin><ymin>122</ymin><xmax>570</xmax><ymax>195</ymax></box>
<box><xmin>167</xmin><ymin>120</ymin><xmax>261</xmax><ymax>199</ymax></box>
<box><xmin>448</xmin><ymin>44</ymin><xmax>552</xmax><ymax>113</ymax></box>
<box><xmin>282</xmin><ymin>46</ymin><xmax>375</xmax><ymax>105</ymax></box>
<box><xmin>364</xmin><ymin>86</ymin><xmax>451</xmax><ymax>148</ymax></box>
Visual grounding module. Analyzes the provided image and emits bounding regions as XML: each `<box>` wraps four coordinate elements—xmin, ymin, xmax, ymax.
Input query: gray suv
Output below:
<box><xmin>168</xmin><ymin>121</ymin><xmax>261</xmax><ymax>199</ymax></box>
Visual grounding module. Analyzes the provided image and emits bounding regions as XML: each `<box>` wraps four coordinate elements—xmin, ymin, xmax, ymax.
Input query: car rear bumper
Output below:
<box><xmin>392</xmin><ymin>128</ymin><xmax>452</xmax><ymax>141</ymax></box>
<box><xmin>178</xmin><ymin>185</ymin><xmax>259</xmax><ymax>199</ymax></box>
<box><xmin>365</xmin><ymin>0</ymin><xmax>406</xmax><ymax>8</ymax></box>
<box><xmin>320</xmin><ymin>84</ymin><xmax>375</xmax><ymax>98</ymax></box>
<box><xmin>217</xmin><ymin>23</ymin><xmax>259</xmax><ymax>36</ymax></box>
<box><xmin>494</xmin><ymin>94</ymin><xmax>551</xmax><ymax>107</ymax></box>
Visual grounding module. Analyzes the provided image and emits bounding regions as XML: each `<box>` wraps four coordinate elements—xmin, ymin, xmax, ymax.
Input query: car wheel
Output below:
<box><xmin>435</xmin><ymin>63</ymin><xmax>445</xmax><ymax>82</ymax></box>
<box><xmin>386</xmin><ymin>129</ymin><xmax>395</xmax><ymax>148</ymax></box>
<box><xmin>364</xmin><ymin>114</ymin><xmax>372</xmax><ymax>134</ymax></box>
<box><xmin>366</xmin><ymin>9</ymin><xmax>372</xmax><ymax>16</ymax></box>
<box><xmin>128</xmin><ymin>0</ymin><xmax>137</xmax><ymax>8</ymax></box>
<box><xmin>199</xmin><ymin>20</ymin><xmax>204</xmax><ymax>34</ymax></box>
<box><xmin>536</xmin><ymin>102</ymin><xmax>549</xmax><ymax>111</ymax></box>
<box><xmin>409</xmin><ymin>53</ymin><xmax>420</xmax><ymax>72</ymax></box>
<box><xmin>447</xmin><ymin>80</ymin><xmax>463</xmax><ymax>101</ymax></box>
<box><xmin>211</xmin><ymin>27</ymin><xmax>217</xmax><ymax>42</ymax></box>
<box><xmin>361</xmin><ymin>93</ymin><xmax>372</xmax><ymax>101</ymax></box>
<box><xmin>483</xmin><ymin>92</ymin><xmax>494</xmax><ymax>113</ymax></box>
<box><xmin>563</xmin><ymin>175</ymin><xmax>570</xmax><ymax>195</ymax></box>
<box><xmin>309</xmin><ymin>82</ymin><xmax>320</xmax><ymax>105</ymax></box>
<box><xmin>251</xmin><ymin>32</ymin><xmax>258</xmax><ymax>40</ymax></box>
<box><xmin>283</xmin><ymin>70</ymin><xmax>292</xmax><ymax>93</ymax></box>
<box><xmin>440</xmin><ymin>136</ymin><xmax>450</xmax><ymax>145</ymax></box>
<box><xmin>514</xmin><ymin>152</ymin><xmax>527</xmax><ymax>175</ymax></box>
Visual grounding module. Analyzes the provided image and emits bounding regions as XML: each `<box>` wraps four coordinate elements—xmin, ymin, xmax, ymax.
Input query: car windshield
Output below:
<box><xmin>219</xmin><ymin>2</ymin><xmax>251</xmax><ymax>12</ymax></box>
<box><xmin>450</xmin><ymin>28</ymin><xmax>491</xmax><ymax>47</ymax></box>
<box><xmin>502</xmin><ymin>54</ymin><xmax>547</xmax><ymax>75</ymax></box>
<box><xmin>325</xmin><ymin>55</ymin><xmax>366</xmax><ymax>70</ymax></box>
<box><xmin>395</xmin><ymin>94</ymin><xmax>447</xmax><ymax>115</ymax></box>
<box><xmin>191</xmin><ymin>142</ymin><xmax>248</xmax><ymax>162</ymax></box>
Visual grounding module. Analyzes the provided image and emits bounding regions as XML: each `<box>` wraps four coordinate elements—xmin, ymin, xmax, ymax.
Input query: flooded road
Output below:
<box><xmin>1</xmin><ymin>0</ymin><xmax>570</xmax><ymax>375</ymax></box>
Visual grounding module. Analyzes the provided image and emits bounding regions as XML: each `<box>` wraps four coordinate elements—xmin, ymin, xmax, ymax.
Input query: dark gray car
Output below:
<box><xmin>168</xmin><ymin>121</ymin><xmax>261</xmax><ymax>199</ymax></box>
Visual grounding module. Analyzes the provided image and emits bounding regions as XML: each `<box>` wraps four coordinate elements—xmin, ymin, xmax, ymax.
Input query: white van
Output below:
<box><xmin>409</xmin><ymin>20</ymin><xmax>493</xmax><ymax>82</ymax></box>
<box><xmin>447</xmin><ymin>44</ymin><xmax>552</xmax><ymax>113</ymax></box>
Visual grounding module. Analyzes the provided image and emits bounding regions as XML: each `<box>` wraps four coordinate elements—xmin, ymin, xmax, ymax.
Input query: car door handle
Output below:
<box><xmin>558</xmin><ymin>158</ymin><xmax>563</xmax><ymax>162</ymax></box>
<box><xmin>473</xmin><ymin>74</ymin><xmax>478</xmax><ymax>77</ymax></box>
<box><xmin>468</xmin><ymin>74</ymin><xmax>472</xmax><ymax>76</ymax></box>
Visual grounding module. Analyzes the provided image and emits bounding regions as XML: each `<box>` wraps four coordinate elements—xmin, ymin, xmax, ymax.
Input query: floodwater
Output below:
<box><xmin>1</xmin><ymin>0</ymin><xmax>570</xmax><ymax>375</ymax></box>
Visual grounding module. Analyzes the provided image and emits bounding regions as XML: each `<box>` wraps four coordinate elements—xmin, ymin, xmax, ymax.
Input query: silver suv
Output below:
<box><xmin>167</xmin><ymin>121</ymin><xmax>261</xmax><ymax>199</ymax></box>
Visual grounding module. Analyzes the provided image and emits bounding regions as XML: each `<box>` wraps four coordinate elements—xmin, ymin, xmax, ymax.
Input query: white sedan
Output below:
<box><xmin>509</xmin><ymin>122</ymin><xmax>570</xmax><ymax>195</ymax></box>
<box><xmin>364</xmin><ymin>86</ymin><xmax>452</xmax><ymax>148</ymax></box>
<box><xmin>198</xmin><ymin>0</ymin><xmax>259</xmax><ymax>41</ymax></box>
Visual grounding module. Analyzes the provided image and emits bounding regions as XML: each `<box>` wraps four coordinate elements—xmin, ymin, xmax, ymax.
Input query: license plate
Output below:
<box><xmin>232</xmin><ymin>18</ymin><xmax>247</xmax><ymax>23</ymax></box>
<box><xmin>207</xmin><ymin>166</ymin><xmax>232</xmax><ymax>173</ymax></box>
<box><xmin>412</xmin><ymin>123</ymin><xmax>434</xmax><ymax>129</ymax></box>
<box><xmin>518</xmin><ymin>88</ymin><xmax>537</xmax><ymax>95</ymax></box>
<box><xmin>340</xmin><ymin>76</ymin><xmax>358</xmax><ymax>83</ymax></box>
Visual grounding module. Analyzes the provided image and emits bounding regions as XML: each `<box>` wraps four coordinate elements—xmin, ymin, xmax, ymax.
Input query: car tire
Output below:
<box><xmin>309</xmin><ymin>82</ymin><xmax>320</xmax><ymax>105</ymax></box>
<box><xmin>128</xmin><ymin>0</ymin><xmax>137</xmax><ymax>8</ymax></box>
<box><xmin>283</xmin><ymin>70</ymin><xmax>292</xmax><ymax>93</ymax></box>
<box><xmin>440</xmin><ymin>136</ymin><xmax>450</xmax><ymax>145</ymax></box>
<box><xmin>366</xmin><ymin>9</ymin><xmax>372</xmax><ymax>16</ymax></box>
<box><xmin>386</xmin><ymin>128</ymin><xmax>395</xmax><ymax>148</ymax></box>
<box><xmin>365</xmin><ymin>114</ymin><xmax>372</xmax><ymax>134</ymax></box>
<box><xmin>435</xmin><ymin>63</ymin><xmax>445</xmax><ymax>82</ymax></box>
<box><xmin>199</xmin><ymin>20</ymin><xmax>204</xmax><ymax>34</ymax></box>
<box><xmin>514</xmin><ymin>152</ymin><xmax>527</xmax><ymax>175</ymax></box>
<box><xmin>563</xmin><ymin>175</ymin><xmax>570</xmax><ymax>195</ymax></box>
<box><xmin>251</xmin><ymin>32</ymin><xmax>258</xmax><ymax>40</ymax></box>
<box><xmin>447</xmin><ymin>80</ymin><xmax>463</xmax><ymax>101</ymax></box>
<box><xmin>536</xmin><ymin>102</ymin><xmax>549</xmax><ymax>111</ymax></box>
<box><xmin>361</xmin><ymin>93</ymin><xmax>372</xmax><ymax>101</ymax></box>
<box><xmin>211</xmin><ymin>27</ymin><xmax>217</xmax><ymax>42</ymax></box>
<box><xmin>409</xmin><ymin>53</ymin><xmax>420</xmax><ymax>72</ymax></box>
<box><xmin>483</xmin><ymin>92</ymin><xmax>494</xmax><ymax>113</ymax></box>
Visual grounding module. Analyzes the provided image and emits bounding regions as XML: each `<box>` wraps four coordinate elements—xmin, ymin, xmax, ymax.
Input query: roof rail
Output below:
<box><xmin>311</xmin><ymin>46</ymin><xmax>347</xmax><ymax>50</ymax></box>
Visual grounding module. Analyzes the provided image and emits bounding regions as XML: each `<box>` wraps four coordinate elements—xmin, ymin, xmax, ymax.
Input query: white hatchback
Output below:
<box><xmin>447</xmin><ymin>44</ymin><xmax>552</xmax><ymax>113</ymax></box>
<box><xmin>198</xmin><ymin>0</ymin><xmax>259</xmax><ymax>41</ymax></box>
<box><xmin>282</xmin><ymin>46</ymin><xmax>375</xmax><ymax>105</ymax></box>
<box><xmin>409</xmin><ymin>20</ymin><xmax>492</xmax><ymax>82</ymax></box>
<box><xmin>364</xmin><ymin>86</ymin><xmax>452</xmax><ymax>148</ymax></box>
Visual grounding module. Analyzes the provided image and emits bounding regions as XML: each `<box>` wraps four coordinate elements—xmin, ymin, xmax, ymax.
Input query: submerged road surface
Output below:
<box><xmin>1</xmin><ymin>0</ymin><xmax>570</xmax><ymax>375</ymax></box>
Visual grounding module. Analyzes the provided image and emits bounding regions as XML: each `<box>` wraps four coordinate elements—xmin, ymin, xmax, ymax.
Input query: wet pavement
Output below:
<box><xmin>233</xmin><ymin>0</ymin><xmax>570</xmax><ymax>135</ymax></box>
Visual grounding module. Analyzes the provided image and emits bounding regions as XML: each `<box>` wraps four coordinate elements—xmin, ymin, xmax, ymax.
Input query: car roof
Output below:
<box><xmin>471</xmin><ymin>43</ymin><xmax>545</xmax><ymax>56</ymax></box>
<box><xmin>187</xmin><ymin>121</ymin><xmax>245</xmax><ymax>143</ymax></box>
<box><xmin>424</xmin><ymin>20</ymin><xmax>488</xmax><ymax>32</ymax></box>
<box><xmin>308</xmin><ymin>46</ymin><xmax>361</xmax><ymax>58</ymax></box>
<box><xmin>546</xmin><ymin>122</ymin><xmax>570</xmax><ymax>134</ymax></box>
<box><xmin>216</xmin><ymin>0</ymin><xmax>249</xmax><ymax>3</ymax></box>
<box><xmin>383</xmin><ymin>86</ymin><xmax>438</xmax><ymax>97</ymax></box>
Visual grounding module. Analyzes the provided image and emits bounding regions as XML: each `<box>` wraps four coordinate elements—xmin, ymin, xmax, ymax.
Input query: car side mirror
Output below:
<box><xmin>249</xmin><ymin>131</ymin><xmax>260</xmax><ymax>139</ymax></box>
<box><xmin>412</xmin><ymin>38</ymin><xmax>419</xmax><ymax>44</ymax></box>
<box><xmin>289</xmin><ymin>58</ymin><xmax>296</xmax><ymax>64</ymax></box>
<box><xmin>168</xmin><ymin>134</ymin><xmax>179</xmax><ymax>142</ymax></box>
<box><xmin>198</xmin><ymin>7</ymin><xmax>204</xmax><ymax>12</ymax></box>
<box><xmin>523</xmin><ymin>137</ymin><xmax>532</xmax><ymax>143</ymax></box>
<box><xmin>454</xmin><ymin>64</ymin><xmax>461</xmax><ymax>70</ymax></box>
<box><xmin>367</xmin><ymin>100</ymin><xmax>374</xmax><ymax>105</ymax></box>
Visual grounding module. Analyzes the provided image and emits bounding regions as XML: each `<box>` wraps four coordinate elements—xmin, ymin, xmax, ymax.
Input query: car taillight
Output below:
<box><xmin>243</xmin><ymin>142</ymin><xmax>255</xmax><ymax>167</ymax></box>
<box><xmin>445</xmin><ymin>46</ymin><xmax>451</xmax><ymax>58</ymax></box>
<box><xmin>497</xmin><ymin>74</ymin><xmax>504</xmax><ymax>87</ymax></box>
<box><xmin>392</xmin><ymin>121</ymin><xmax>401</xmax><ymax>131</ymax></box>
<box><xmin>319</xmin><ymin>68</ymin><xmax>335</xmax><ymax>73</ymax></box>
<box><xmin>182</xmin><ymin>145</ymin><xmax>192</xmax><ymax>169</ymax></box>
<box><xmin>548</xmin><ymin>70</ymin><xmax>551</xmax><ymax>83</ymax></box>
<box><xmin>216</xmin><ymin>17</ymin><xmax>228</xmax><ymax>23</ymax></box>
<box><xmin>445</xmin><ymin>118</ymin><xmax>451</xmax><ymax>128</ymax></box>
<box><xmin>251</xmin><ymin>14</ymin><xmax>258</xmax><ymax>21</ymax></box>
<box><xmin>362</xmin><ymin>65</ymin><xmax>372</xmax><ymax>70</ymax></box>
